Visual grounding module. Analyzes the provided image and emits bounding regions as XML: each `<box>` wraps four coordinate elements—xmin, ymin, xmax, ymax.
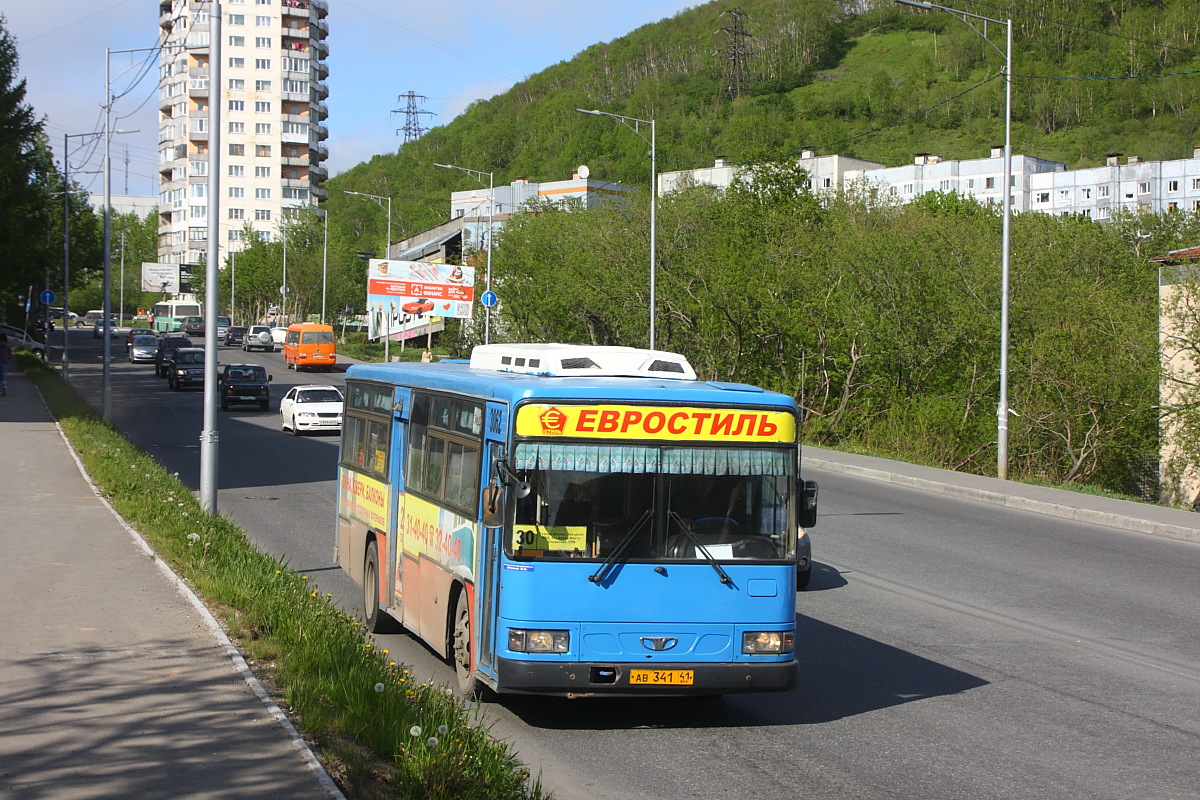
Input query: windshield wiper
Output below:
<box><xmin>668</xmin><ymin>511</ymin><xmax>733</xmax><ymax>585</ymax></box>
<box><xmin>588</xmin><ymin>510</ymin><xmax>653</xmax><ymax>584</ymax></box>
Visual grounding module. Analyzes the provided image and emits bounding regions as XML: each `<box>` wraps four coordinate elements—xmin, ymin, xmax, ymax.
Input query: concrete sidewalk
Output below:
<box><xmin>0</xmin><ymin>369</ymin><xmax>342</xmax><ymax>800</ymax></box>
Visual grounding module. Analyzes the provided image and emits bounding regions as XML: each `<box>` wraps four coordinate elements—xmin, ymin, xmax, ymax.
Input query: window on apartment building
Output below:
<box><xmin>1168</xmin><ymin>180</ymin><xmax>1179</xmax><ymax>192</ymax></box>
<box><xmin>228</xmin><ymin>121</ymin><xmax>245</xmax><ymax>133</ymax></box>
<box><xmin>1082</xmin><ymin>209</ymin><xmax>1091</xmax><ymax>218</ymax></box>
<box><xmin>967</xmin><ymin>179</ymin><xmax>975</xmax><ymax>189</ymax></box>
<box><xmin>229</xmin><ymin>187</ymin><xmax>245</xmax><ymax>198</ymax></box>
<box><xmin>282</xmin><ymin>79</ymin><xmax>308</xmax><ymax>93</ymax></box>
<box><xmin>190</xmin><ymin>206</ymin><xmax>206</xmax><ymax>219</ymax></box>
<box><xmin>229</xmin><ymin>78</ymin><xmax>245</xmax><ymax>90</ymax></box>
<box><xmin>256</xmin><ymin>15</ymin><xmax>272</xmax><ymax>26</ymax></box>
<box><xmin>255</xmin><ymin>188</ymin><xmax>272</xmax><ymax>199</ymax></box>
<box><xmin>1036</xmin><ymin>192</ymin><xmax>1049</xmax><ymax>203</ymax></box>
<box><xmin>1195</xmin><ymin>200</ymin><xmax>1200</xmax><ymax>211</ymax></box>
<box><xmin>255</xmin><ymin>59</ymin><xmax>271</xmax><ymax>70</ymax></box>
<box><xmin>256</xmin><ymin>37</ymin><xmax>272</xmax><ymax>48</ymax></box>
<box><xmin>190</xmin><ymin>183</ymin><xmax>207</xmax><ymax>199</ymax></box>
<box><xmin>1082</xmin><ymin>188</ymin><xmax>1091</xmax><ymax>199</ymax></box>
<box><xmin>256</xmin><ymin>145</ymin><xmax>271</xmax><ymax>157</ymax></box>
<box><xmin>282</xmin><ymin>58</ymin><xmax>308</xmax><ymax>72</ymax></box>
<box><xmin>255</xmin><ymin>101</ymin><xmax>271</xmax><ymax>112</ymax></box>
<box><xmin>1138</xmin><ymin>182</ymin><xmax>1150</xmax><ymax>194</ymax></box>
<box><xmin>255</xmin><ymin>166</ymin><xmax>271</xmax><ymax>178</ymax></box>
<box><xmin>229</xmin><ymin>35</ymin><xmax>245</xmax><ymax>47</ymax></box>
<box><xmin>229</xmin><ymin>208</ymin><xmax>245</xmax><ymax>220</ymax></box>
<box><xmin>229</xmin><ymin>100</ymin><xmax>245</xmax><ymax>111</ymax></box>
<box><xmin>190</xmin><ymin>161</ymin><xmax>208</xmax><ymax>177</ymax></box>
<box><xmin>229</xmin><ymin>230</ymin><xmax>244</xmax><ymax>242</ymax></box>
<box><xmin>229</xmin><ymin>165</ymin><xmax>245</xmax><ymax>177</ymax></box>
<box><xmin>1192</xmin><ymin>179</ymin><xmax>1200</xmax><ymax>190</ymax></box>
<box><xmin>1169</xmin><ymin>202</ymin><xmax>1178</xmax><ymax>211</ymax></box>
<box><xmin>228</xmin><ymin>14</ymin><xmax>245</xmax><ymax>24</ymax></box>
<box><xmin>257</xmin><ymin>0</ymin><xmax>272</xmax><ymax>5</ymax></box>
<box><xmin>937</xmin><ymin>180</ymin><xmax>950</xmax><ymax>191</ymax></box>
<box><xmin>283</xmin><ymin>188</ymin><xmax>309</xmax><ymax>200</ymax></box>
<box><xmin>255</xmin><ymin>209</ymin><xmax>272</xmax><ymax>220</ymax></box>
<box><xmin>1097</xmin><ymin>207</ymin><xmax>1110</xmax><ymax>218</ymax></box>
<box><xmin>189</xmin><ymin>228</ymin><xmax>208</xmax><ymax>241</ymax></box>
<box><xmin>888</xmin><ymin>186</ymin><xmax>897</xmax><ymax>196</ymax></box>
<box><xmin>821</xmin><ymin>177</ymin><xmax>832</xmax><ymax>189</ymax></box>
<box><xmin>229</xmin><ymin>57</ymin><xmax>245</xmax><ymax>69</ymax></box>
<box><xmin>255</xmin><ymin>80</ymin><xmax>272</xmax><ymax>91</ymax></box>
<box><xmin>903</xmin><ymin>183</ymin><xmax>913</xmax><ymax>194</ymax></box>
<box><xmin>985</xmin><ymin>177</ymin><xmax>996</xmax><ymax>189</ymax></box>
<box><xmin>256</xmin><ymin>123</ymin><xmax>272</xmax><ymax>134</ymax></box>
<box><xmin>1099</xmin><ymin>185</ymin><xmax>1110</xmax><ymax>198</ymax></box>
<box><xmin>1060</xmin><ymin>190</ymin><xmax>1071</xmax><ymax>201</ymax></box>
<box><xmin>192</xmin><ymin>118</ymin><xmax>208</xmax><ymax>133</ymax></box>
<box><xmin>282</xmin><ymin>122</ymin><xmax>307</xmax><ymax>135</ymax></box>
<box><xmin>229</xmin><ymin>143</ymin><xmax>245</xmax><ymax>156</ymax></box>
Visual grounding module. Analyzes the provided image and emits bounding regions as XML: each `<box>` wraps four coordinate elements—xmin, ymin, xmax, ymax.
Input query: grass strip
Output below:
<box><xmin>16</xmin><ymin>353</ymin><xmax>546</xmax><ymax>800</ymax></box>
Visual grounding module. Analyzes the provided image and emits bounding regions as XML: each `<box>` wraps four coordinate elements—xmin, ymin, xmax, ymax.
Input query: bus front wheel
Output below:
<box><xmin>452</xmin><ymin>592</ymin><xmax>482</xmax><ymax>699</ymax></box>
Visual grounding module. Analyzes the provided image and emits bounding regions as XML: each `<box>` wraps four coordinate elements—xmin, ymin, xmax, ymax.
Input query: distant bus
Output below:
<box><xmin>336</xmin><ymin>343</ymin><xmax>819</xmax><ymax>698</ymax></box>
<box><xmin>150</xmin><ymin>300</ymin><xmax>201</xmax><ymax>333</ymax></box>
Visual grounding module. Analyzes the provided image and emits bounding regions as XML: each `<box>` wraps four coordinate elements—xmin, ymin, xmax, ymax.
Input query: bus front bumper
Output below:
<box><xmin>495</xmin><ymin>657</ymin><xmax>797</xmax><ymax>697</ymax></box>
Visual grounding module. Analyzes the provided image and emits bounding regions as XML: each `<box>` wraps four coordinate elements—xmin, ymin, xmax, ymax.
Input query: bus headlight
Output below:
<box><xmin>742</xmin><ymin>631</ymin><xmax>794</xmax><ymax>655</ymax></box>
<box><xmin>508</xmin><ymin>629</ymin><xmax>569</xmax><ymax>653</ymax></box>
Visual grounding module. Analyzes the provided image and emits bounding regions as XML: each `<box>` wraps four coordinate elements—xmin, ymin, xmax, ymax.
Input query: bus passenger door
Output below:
<box><xmin>476</xmin><ymin>408</ymin><xmax>509</xmax><ymax>679</ymax></box>
<box><xmin>387</xmin><ymin>387</ymin><xmax>412</xmax><ymax>617</ymax></box>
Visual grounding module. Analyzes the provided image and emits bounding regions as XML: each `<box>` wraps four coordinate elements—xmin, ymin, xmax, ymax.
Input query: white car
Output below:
<box><xmin>242</xmin><ymin>325</ymin><xmax>275</xmax><ymax>352</ymax></box>
<box><xmin>0</xmin><ymin>324</ymin><xmax>47</xmax><ymax>360</ymax></box>
<box><xmin>279</xmin><ymin>385</ymin><xmax>344</xmax><ymax>435</ymax></box>
<box><xmin>128</xmin><ymin>334</ymin><xmax>159</xmax><ymax>364</ymax></box>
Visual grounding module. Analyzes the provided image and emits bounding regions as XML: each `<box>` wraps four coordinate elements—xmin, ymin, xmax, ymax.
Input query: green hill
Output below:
<box><xmin>331</xmin><ymin>0</ymin><xmax>1200</xmax><ymax>242</ymax></box>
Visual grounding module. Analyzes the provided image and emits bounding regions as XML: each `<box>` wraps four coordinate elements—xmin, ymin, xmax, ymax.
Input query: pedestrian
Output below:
<box><xmin>0</xmin><ymin>334</ymin><xmax>12</xmax><ymax>397</ymax></box>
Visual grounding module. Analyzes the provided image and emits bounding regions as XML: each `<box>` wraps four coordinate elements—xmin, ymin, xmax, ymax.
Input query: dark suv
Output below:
<box><xmin>167</xmin><ymin>347</ymin><xmax>206</xmax><ymax>391</ymax></box>
<box><xmin>218</xmin><ymin>363</ymin><xmax>272</xmax><ymax>411</ymax></box>
<box><xmin>154</xmin><ymin>333</ymin><xmax>193</xmax><ymax>377</ymax></box>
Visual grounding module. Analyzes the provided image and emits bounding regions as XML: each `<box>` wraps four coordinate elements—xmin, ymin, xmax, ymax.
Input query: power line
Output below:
<box><xmin>392</xmin><ymin>91</ymin><xmax>436</xmax><ymax>144</ymax></box>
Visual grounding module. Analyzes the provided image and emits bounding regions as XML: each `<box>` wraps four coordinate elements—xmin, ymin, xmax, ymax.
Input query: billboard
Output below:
<box><xmin>141</xmin><ymin>262</ymin><xmax>181</xmax><ymax>294</ymax></box>
<box><xmin>367</xmin><ymin>259</ymin><xmax>475</xmax><ymax>340</ymax></box>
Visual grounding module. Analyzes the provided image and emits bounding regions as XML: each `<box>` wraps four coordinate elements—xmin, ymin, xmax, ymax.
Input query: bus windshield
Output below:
<box><xmin>509</xmin><ymin>443</ymin><xmax>795</xmax><ymax>562</ymax></box>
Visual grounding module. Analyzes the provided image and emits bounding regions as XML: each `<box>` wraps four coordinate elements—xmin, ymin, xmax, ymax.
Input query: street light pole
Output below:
<box><xmin>344</xmin><ymin>190</ymin><xmax>393</xmax><ymax>360</ymax></box>
<box><xmin>895</xmin><ymin>0</ymin><xmax>1012</xmax><ymax>479</ymax></box>
<box><xmin>433</xmin><ymin>164</ymin><xmax>493</xmax><ymax>344</ymax></box>
<box><xmin>576</xmin><ymin>108</ymin><xmax>657</xmax><ymax>350</ymax></box>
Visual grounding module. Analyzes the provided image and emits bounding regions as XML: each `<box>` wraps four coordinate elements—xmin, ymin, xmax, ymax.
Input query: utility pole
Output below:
<box><xmin>718</xmin><ymin>7</ymin><xmax>753</xmax><ymax>100</ymax></box>
<box><xmin>392</xmin><ymin>91</ymin><xmax>435</xmax><ymax>144</ymax></box>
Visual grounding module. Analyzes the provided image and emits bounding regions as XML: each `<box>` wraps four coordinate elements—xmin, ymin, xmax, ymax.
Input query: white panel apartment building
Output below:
<box><xmin>660</xmin><ymin>145</ymin><xmax>1200</xmax><ymax>221</ymax></box>
<box><xmin>156</xmin><ymin>0</ymin><xmax>329</xmax><ymax>267</ymax></box>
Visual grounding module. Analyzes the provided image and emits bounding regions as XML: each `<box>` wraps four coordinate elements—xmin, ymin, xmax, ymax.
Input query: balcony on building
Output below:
<box><xmin>310</xmin><ymin>100</ymin><xmax>328</xmax><ymax>119</ymax></box>
<box><xmin>310</xmin><ymin>81</ymin><xmax>329</xmax><ymax>100</ymax></box>
<box><xmin>281</xmin><ymin>0</ymin><xmax>310</xmax><ymax>17</ymax></box>
<box><xmin>311</xmin><ymin>18</ymin><xmax>329</xmax><ymax>39</ymax></box>
<box><xmin>310</xmin><ymin>122</ymin><xmax>328</xmax><ymax>141</ymax></box>
<box><xmin>159</xmin><ymin>1</ymin><xmax>174</xmax><ymax>30</ymax></box>
<box><xmin>311</xmin><ymin>60</ymin><xmax>329</xmax><ymax>80</ymax></box>
<box><xmin>310</xmin><ymin>39</ymin><xmax>329</xmax><ymax>58</ymax></box>
<box><xmin>312</xmin><ymin>142</ymin><xmax>328</xmax><ymax>163</ymax></box>
<box><xmin>309</xmin><ymin>163</ymin><xmax>328</xmax><ymax>182</ymax></box>
<box><xmin>311</xmin><ymin>0</ymin><xmax>329</xmax><ymax>19</ymax></box>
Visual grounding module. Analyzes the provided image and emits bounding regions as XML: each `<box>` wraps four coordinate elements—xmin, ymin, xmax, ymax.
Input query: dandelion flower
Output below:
<box><xmin>409</xmin><ymin>725</ymin><xmax>421</xmax><ymax>737</ymax></box>
<box><xmin>437</xmin><ymin>725</ymin><xmax>448</xmax><ymax>736</ymax></box>
<box><xmin>426</xmin><ymin>737</ymin><xmax>439</xmax><ymax>748</ymax></box>
<box><xmin>187</xmin><ymin>533</ymin><xmax>200</xmax><ymax>543</ymax></box>
<box><xmin>388</xmin><ymin>661</ymin><xmax>396</xmax><ymax>668</ymax></box>
<box><xmin>374</xmin><ymin>682</ymin><xmax>385</xmax><ymax>693</ymax></box>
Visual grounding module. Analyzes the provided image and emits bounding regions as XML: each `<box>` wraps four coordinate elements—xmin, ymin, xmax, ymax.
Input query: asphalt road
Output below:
<box><xmin>57</xmin><ymin>330</ymin><xmax>1200</xmax><ymax>800</ymax></box>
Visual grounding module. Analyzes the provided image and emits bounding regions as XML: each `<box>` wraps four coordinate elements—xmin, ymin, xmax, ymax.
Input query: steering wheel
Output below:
<box><xmin>692</xmin><ymin>516</ymin><xmax>740</xmax><ymax>536</ymax></box>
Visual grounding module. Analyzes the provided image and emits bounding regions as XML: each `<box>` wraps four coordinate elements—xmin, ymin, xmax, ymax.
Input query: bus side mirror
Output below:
<box><xmin>495</xmin><ymin>459</ymin><xmax>531</xmax><ymax>499</ymax></box>
<box><xmin>798</xmin><ymin>479</ymin><xmax>818</xmax><ymax>529</ymax></box>
<box><xmin>482</xmin><ymin>485</ymin><xmax>504</xmax><ymax>528</ymax></box>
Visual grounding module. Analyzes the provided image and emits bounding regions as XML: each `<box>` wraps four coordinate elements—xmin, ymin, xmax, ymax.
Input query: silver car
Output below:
<box><xmin>128</xmin><ymin>334</ymin><xmax>159</xmax><ymax>364</ymax></box>
<box><xmin>0</xmin><ymin>324</ymin><xmax>47</xmax><ymax>360</ymax></box>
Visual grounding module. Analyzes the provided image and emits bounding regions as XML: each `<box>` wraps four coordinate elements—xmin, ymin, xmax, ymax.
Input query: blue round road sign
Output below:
<box><xmin>40</xmin><ymin>289</ymin><xmax>56</xmax><ymax>305</ymax></box>
<box><xmin>481</xmin><ymin>290</ymin><xmax>498</xmax><ymax>308</ymax></box>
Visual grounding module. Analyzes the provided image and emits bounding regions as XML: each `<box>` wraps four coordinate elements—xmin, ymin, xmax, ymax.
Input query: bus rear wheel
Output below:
<box><xmin>452</xmin><ymin>592</ymin><xmax>482</xmax><ymax>699</ymax></box>
<box><xmin>363</xmin><ymin>541</ymin><xmax>399</xmax><ymax>634</ymax></box>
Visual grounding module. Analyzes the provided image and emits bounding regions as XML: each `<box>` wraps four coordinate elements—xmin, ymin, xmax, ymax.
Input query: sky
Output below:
<box><xmin>3</xmin><ymin>0</ymin><xmax>698</xmax><ymax>197</ymax></box>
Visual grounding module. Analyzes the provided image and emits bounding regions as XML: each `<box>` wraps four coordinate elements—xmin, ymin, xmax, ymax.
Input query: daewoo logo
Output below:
<box><xmin>640</xmin><ymin>637</ymin><xmax>678</xmax><ymax>651</ymax></box>
<box><xmin>538</xmin><ymin>407</ymin><xmax>567</xmax><ymax>435</ymax></box>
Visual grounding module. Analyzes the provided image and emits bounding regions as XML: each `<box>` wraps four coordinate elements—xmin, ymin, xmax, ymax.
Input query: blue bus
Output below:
<box><xmin>335</xmin><ymin>343</ymin><xmax>818</xmax><ymax>697</ymax></box>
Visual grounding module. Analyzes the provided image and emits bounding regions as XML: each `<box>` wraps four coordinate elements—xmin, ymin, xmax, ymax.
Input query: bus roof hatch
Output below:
<box><xmin>469</xmin><ymin>343</ymin><xmax>697</xmax><ymax>380</ymax></box>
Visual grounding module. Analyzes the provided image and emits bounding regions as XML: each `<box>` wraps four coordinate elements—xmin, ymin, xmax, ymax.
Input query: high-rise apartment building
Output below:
<box><xmin>156</xmin><ymin>0</ymin><xmax>329</xmax><ymax>267</ymax></box>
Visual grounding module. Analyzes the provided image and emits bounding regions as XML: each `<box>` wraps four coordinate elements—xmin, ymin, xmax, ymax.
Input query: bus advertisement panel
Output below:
<box><xmin>335</xmin><ymin>344</ymin><xmax>818</xmax><ymax>699</ymax></box>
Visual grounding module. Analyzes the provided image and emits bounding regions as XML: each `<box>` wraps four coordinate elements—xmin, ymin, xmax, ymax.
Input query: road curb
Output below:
<box><xmin>805</xmin><ymin>457</ymin><xmax>1200</xmax><ymax>546</ymax></box>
